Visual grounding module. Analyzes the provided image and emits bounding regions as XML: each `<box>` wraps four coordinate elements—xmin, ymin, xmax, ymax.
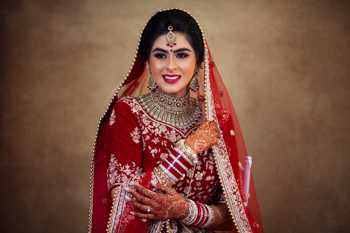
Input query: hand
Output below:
<box><xmin>185</xmin><ymin>120</ymin><xmax>221</xmax><ymax>154</ymax></box>
<box><xmin>124</xmin><ymin>180</ymin><xmax>189</xmax><ymax>220</ymax></box>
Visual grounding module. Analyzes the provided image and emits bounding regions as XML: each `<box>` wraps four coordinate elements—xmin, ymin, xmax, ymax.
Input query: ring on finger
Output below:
<box><xmin>147</xmin><ymin>205</ymin><xmax>151</xmax><ymax>214</ymax></box>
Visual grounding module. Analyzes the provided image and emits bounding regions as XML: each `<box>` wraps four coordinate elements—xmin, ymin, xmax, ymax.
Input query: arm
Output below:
<box><xmin>153</xmin><ymin>120</ymin><xmax>221</xmax><ymax>187</ymax></box>
<box><xmin>126</xmin><ymin>182</ymin><xmax>234</xmax><ymax>231</ymax></box>
<box><xmin>104</xmin><ymin>99</ymin><xmax>147</xmax><ymax>233</ymax></box>
<box><xmin>105</xmin><ymin>100</ymin><xmax>143</xmax><ymax>193</ymax></box>
<box><xmin>124</xmin><ymin>121</ymin><xmax>234</xmax><ymax>230</ymax></box>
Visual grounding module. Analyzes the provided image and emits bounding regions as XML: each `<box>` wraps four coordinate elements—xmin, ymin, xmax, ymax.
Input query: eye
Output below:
<box><xmin>176</xmin><ymin>53</ymin><xmax>189</xmax><ymax>58</ymax></box>
<box><xmin>154</xmin><ymin>53</ymin><xmax>167</xmax><ymax>59</ymax></box>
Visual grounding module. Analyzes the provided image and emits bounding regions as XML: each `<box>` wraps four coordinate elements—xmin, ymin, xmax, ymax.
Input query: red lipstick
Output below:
<box><xmin>162</xmin><ymin>74</ymin><xmax>181</xmax><ymax>84</ymax></box>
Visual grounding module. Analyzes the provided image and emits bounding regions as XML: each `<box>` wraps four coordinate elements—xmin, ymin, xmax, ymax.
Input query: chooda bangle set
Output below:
<box><xmin>154</xmin><ymin>139</ymin><xmax>198</xmax><ymax>186</ymax></box>
<box><xmin>176</xmin><ymin>139</ymin><xmax>198</xmax><ymax>163</ymax></box>
<box><xmin>181</xmin><ymin>199</ymin><xmax>214</xmax><ymax>228</ymax></box>
<box><xmin>153</xmin><ymin>140</ymin><xmax>214</xmax><ymax>228</ymax></box>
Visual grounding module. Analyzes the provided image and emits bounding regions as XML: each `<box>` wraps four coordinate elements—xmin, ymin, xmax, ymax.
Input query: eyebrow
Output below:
<box><xmin>152</xmin><ymin>47</ymin><xmax>192</xmax><ymax>53</ymax></box>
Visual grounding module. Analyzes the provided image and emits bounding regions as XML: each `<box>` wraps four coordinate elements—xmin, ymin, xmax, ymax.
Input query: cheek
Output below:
<box><xmin>183</xmin><ymin>63</ymin><xmax>196</xmax><ymax>78</ymax></box>
<box><xmin>149</xmin><ymin>59</ymin><xmax>165</xmax><ymax>71</ymax></box>
<box><xmin>149</xmin><ymin>60</ymin><xmax>162</xmax><ymax>74</ymax></box>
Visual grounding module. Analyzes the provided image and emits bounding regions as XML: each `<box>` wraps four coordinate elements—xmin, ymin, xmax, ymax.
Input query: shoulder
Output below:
<box><xmin>108</xmin><ymin>96</ymin><xmax>142</xmax><ymax>126</ymax></box>
<box><xmin>111</xmin><ymin>95</ymin><xmax>143</xmax><ymax>116</ymax></box>
<box><xmin>116</xmin><ymin>95</ymin><xmax>137</xmax><ymax>106</ymax></box>
<box><xmin>113</xmin><ymin>96</ymin><xmax>137</xmax><ymax>109</ymax></box>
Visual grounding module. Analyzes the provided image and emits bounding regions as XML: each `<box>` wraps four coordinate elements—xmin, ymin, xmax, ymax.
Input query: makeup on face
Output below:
<box><xmin>149</xmin><ymin>33</ymin><xmax>197</xmax><ymax>98</ymax></box>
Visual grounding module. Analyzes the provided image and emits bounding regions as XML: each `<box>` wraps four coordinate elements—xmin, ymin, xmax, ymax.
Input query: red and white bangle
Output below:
<box><xmin>203</xmin><ymin>204</ymin><xmax>214</xmax><ymax>228</ymax></box>
<box><xmin>174</xmin><ymin>147</ymin><xmax>194</xmax><ymax>166</ymax></box>
<box><xmin>155</xmin><ymin>141</ymin><xmax>196</xmax><ymax>186</ymax></box>
<box><xmin>176</xmin><ymin>139</ymin><xmax>198</xmax><ymax>163</ymax></box>
<box><xmin>181</xmin><ymin>199</ymin><xmax>198</xmax><ymax>225</ymax></box>
<box><xmin>154</xmin><ymin>166</ymin><xmax>176</xmax><ymax>186</ymax></box>
<box><xmin>159</xmin><ymin>164</ymin><xmax>179</xmax><ymax>183</ymax></box>
<box><xmin>168</xmin><ymin>152</ymin><xmax>188</xmax><ymax>171</ymax></box>
<box><xmin>181</xmin><ymin>200</ymin><xmax>214</xmax><ymax>228</ymax></box>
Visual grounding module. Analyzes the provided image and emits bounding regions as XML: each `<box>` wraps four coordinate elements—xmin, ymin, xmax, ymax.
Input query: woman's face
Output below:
<box><xmin>148</xmin><ymin>33</ymin><xmax>197</xmax><ymax>98</ymax></box>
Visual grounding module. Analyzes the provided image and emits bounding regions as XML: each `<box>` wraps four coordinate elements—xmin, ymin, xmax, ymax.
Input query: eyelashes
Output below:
<box><xmin>176</xmin><ymin>53</ymin><xmax>189</xmax><ymax>58</ymax></box>
<box><xmin>154</xmin><ymin>53</ymin><xmax>167</xmax><ymax>59</ymax></box>
<box><xmin>153</xmin><ymin>53</ymin><xmax>189</xmax><ymax>59</ymax></box>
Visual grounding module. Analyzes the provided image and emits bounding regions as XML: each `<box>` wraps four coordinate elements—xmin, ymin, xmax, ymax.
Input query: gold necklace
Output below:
<box><xmin>138</xmin><ymin>88</ymin><xmax>201</xmax><ymax>130</ymax></box>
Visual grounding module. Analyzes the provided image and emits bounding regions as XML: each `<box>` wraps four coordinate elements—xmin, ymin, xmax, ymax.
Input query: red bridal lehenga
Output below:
<box><xmin>88</xmin><ymin>10</ymin><xmax>264</xmax><ymax>233</ymax></box>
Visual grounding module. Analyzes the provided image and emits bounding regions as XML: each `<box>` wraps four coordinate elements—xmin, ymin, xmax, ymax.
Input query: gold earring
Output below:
<box><xmin>147</xmin><ymin>76</ymin><xmax>158</xmax><ymax>91</ymax></box>
<box><xmin>189</xmin><ymin>70</ymin><xmax>199</xmax><ymax>92</ymax></box>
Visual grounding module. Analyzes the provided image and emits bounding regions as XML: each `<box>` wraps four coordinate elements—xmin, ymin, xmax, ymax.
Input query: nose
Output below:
<box><xmin>166</xmin><ymin>55</ymin><xmax>177</xmax><ymax>72</ymax></box>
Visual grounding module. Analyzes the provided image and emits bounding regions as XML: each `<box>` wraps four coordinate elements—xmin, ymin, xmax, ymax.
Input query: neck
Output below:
<box><xmin>138</xmin><ymin>88</ymin><xmax>201</xmax><ymax>130</ymax></box>
<box><xmin>155</xmin><ymin>87</ymin><xmax>189</xmax><ymax>99</ymax></box>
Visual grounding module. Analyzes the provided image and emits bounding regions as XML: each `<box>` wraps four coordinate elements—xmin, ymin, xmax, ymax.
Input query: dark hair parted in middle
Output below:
<box><xmin>139</xmin><ymin>9</ymin><xmax>204</xmax><ymax>65</ymax></box>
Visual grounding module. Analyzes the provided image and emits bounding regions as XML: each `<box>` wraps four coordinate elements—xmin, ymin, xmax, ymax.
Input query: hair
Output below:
<box><xmin>139</xmin><ymin>9</ymin><xmax>204</xmax><ymax>65</ymax></box>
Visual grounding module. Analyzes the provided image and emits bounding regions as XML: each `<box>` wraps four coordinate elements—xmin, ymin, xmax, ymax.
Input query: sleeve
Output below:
<box><xmin>105</xmin><ymin>99</ymin><xmax>152</xmax><ymax>233</ymax></box>
<box><xmin>105</xmin><ymin>99</ymin><xmax>143</xmax><ymax>192</ymax></box>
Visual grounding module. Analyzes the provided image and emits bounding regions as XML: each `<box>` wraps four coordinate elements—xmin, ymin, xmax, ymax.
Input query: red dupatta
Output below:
<box><xmin>88</xmin><ymin>9</ymin><xmax>264</xmax><ymax>233</ymax></box>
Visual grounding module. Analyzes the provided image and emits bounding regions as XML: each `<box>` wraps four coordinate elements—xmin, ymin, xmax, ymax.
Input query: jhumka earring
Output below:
<box><xmin>189</xmin><ymin>70</ymin><xmax>200</xmax><ymax>92</ymax></box>
<box><xmin>147</xmin><ymin>76</ymin><xmax>158</xmax><ymax>91</ymax></box>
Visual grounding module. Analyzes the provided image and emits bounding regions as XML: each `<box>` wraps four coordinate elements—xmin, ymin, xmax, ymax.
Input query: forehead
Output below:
<box><xmin>152</xmin><ymin>32</ymin><xmax>193</xmax><ymax>49</ymax></box>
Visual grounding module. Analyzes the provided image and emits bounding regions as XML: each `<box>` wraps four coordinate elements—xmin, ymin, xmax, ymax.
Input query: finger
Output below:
<box><xmin>210</xmin><ymin>121</ymin><xmax>220</xmax><ymax>131</ymax></box>
<box><xmin>132</xmin><ymin>183</ymin><xmax>158</xmax><ymax>199</ymax></box>
<box><xmin>126</xmin><ymin>196</ymin><xmax>150</xmax><ymax>212</ymax></box>
<box><xmin>151</xmin><ymin>180</ymin><xmax>176</xmax><ymax>195</ymax></box>
<box><xmin>210</xmin><ymin>125</ymin><xmax>220</xmax><ymax>134</ymax></box>
<box><xmin>201</xmin><ymin>120</ymin><xmax>210</xmax><ymax>129</ymax></box>
<box><xmin>124</xmin><ymin>187</ymin><xmax>155</xmax><ymax>206</ymax></box>
<box><xmin>213</xmin><ymin>131</ymin><xmax>220</xmax><ymax>140</ymax></box>
<box><xmin>130</xmin><ymin>211</ymin><xmax>157</xmax><ymax>220</ymax></box>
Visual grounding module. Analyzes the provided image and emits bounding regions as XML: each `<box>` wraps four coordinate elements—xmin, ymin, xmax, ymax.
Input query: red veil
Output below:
<box><xmin>88</xmin><ymin>9</ymin><xmax>264</xmax><ymax>233</ymax></box>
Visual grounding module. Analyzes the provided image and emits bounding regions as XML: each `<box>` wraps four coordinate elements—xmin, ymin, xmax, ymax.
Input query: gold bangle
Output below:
<box><xmin>176</xmin><ymin>139</ymin><xmax>198</xmax><ymax>163</ymax></box>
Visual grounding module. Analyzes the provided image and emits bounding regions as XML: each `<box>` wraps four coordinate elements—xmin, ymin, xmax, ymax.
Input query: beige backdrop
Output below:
<box><xmin>1</xmin><ymin>0</ymin><xmax>349</xmax><ymax>232</ymax></box>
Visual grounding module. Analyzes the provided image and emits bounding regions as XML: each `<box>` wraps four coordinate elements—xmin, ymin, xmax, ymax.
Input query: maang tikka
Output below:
<box><xmin>166</xmin><ymin>25</ymin><xmax>176</xmax><ymax>47</ymax></box>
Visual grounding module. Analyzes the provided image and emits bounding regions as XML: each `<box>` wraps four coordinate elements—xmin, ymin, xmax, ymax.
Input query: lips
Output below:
<box><xmin>162</xmin><ymin>74</ymin><xmax>181</xmax><ymax>84</ymax></box>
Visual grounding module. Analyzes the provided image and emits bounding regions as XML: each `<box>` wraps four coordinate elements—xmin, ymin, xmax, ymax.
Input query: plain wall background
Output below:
<box><xmin>1</xmin><ymin>0</ymin><xmax>349</xmax><ymax>232</ymax></box>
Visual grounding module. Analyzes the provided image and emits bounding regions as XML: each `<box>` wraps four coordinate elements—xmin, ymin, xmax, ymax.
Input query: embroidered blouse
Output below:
<box><xmin>105</xmin><ymin>96</ymin><xmax>225</xmax><ymax>204</ymax></box>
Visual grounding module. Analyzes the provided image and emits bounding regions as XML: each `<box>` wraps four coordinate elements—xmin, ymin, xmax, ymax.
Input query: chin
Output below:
<box><xmin>162</xmin><ymin>88</ymin><xmax>179</xmax><ymax>95</ymax></box>
<box><xmin>160</xmin><ymin>87</ymin><xmax>186</xmax><ymax>97</ymax></box>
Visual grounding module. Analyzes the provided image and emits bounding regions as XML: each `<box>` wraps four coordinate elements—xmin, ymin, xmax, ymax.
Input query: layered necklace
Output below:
<box><xmin>138</xmin><ymin>88</ymin><xmax>201</xmax><ymax>130</ymax></box>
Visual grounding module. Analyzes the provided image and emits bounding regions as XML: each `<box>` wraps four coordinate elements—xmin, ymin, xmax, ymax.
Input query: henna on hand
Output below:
<box><xmin>185</xmin><ymin>120</ymin><xmax>221</xmax><ymax>154</ymax></box>
<box><xmin>124</xmin><ymin>181</ymin><xmax>189</xmax><ymax>220</ymax></box>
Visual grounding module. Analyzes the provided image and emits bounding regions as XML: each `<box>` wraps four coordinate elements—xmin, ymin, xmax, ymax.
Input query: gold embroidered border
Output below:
<box><xmin>147</xmin><ymin>220</ymin><xmax>164</xmax><ymax>233</ymax></box>
<box><xmin>107</xmin><ymin>186</ymin><xmax>121</xmax><ymax>233</ymax></box>
<box><xmin>205</xmin><ymin>56</ymin><xmax>252</xmax><ymax>233</ymax></box>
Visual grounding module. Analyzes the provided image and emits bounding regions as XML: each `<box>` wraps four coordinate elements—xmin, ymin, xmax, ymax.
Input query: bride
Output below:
<box><xmin>88</xmin><ymin>9</ymin><xmax>264</xmax><ymax>233</ymax></box>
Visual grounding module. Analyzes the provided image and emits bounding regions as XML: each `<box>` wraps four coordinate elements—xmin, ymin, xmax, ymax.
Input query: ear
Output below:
<box><xmin>147</xmin><ymin>62</ymin><xmax>152</xmax><ymax>74</ymax></box>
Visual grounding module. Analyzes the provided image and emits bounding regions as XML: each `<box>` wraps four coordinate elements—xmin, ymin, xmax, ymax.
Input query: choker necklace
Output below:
<box><xmin>138</xmin><ymin>88</ymin><xmax>201</xmax><ymax>130</ymax></box>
